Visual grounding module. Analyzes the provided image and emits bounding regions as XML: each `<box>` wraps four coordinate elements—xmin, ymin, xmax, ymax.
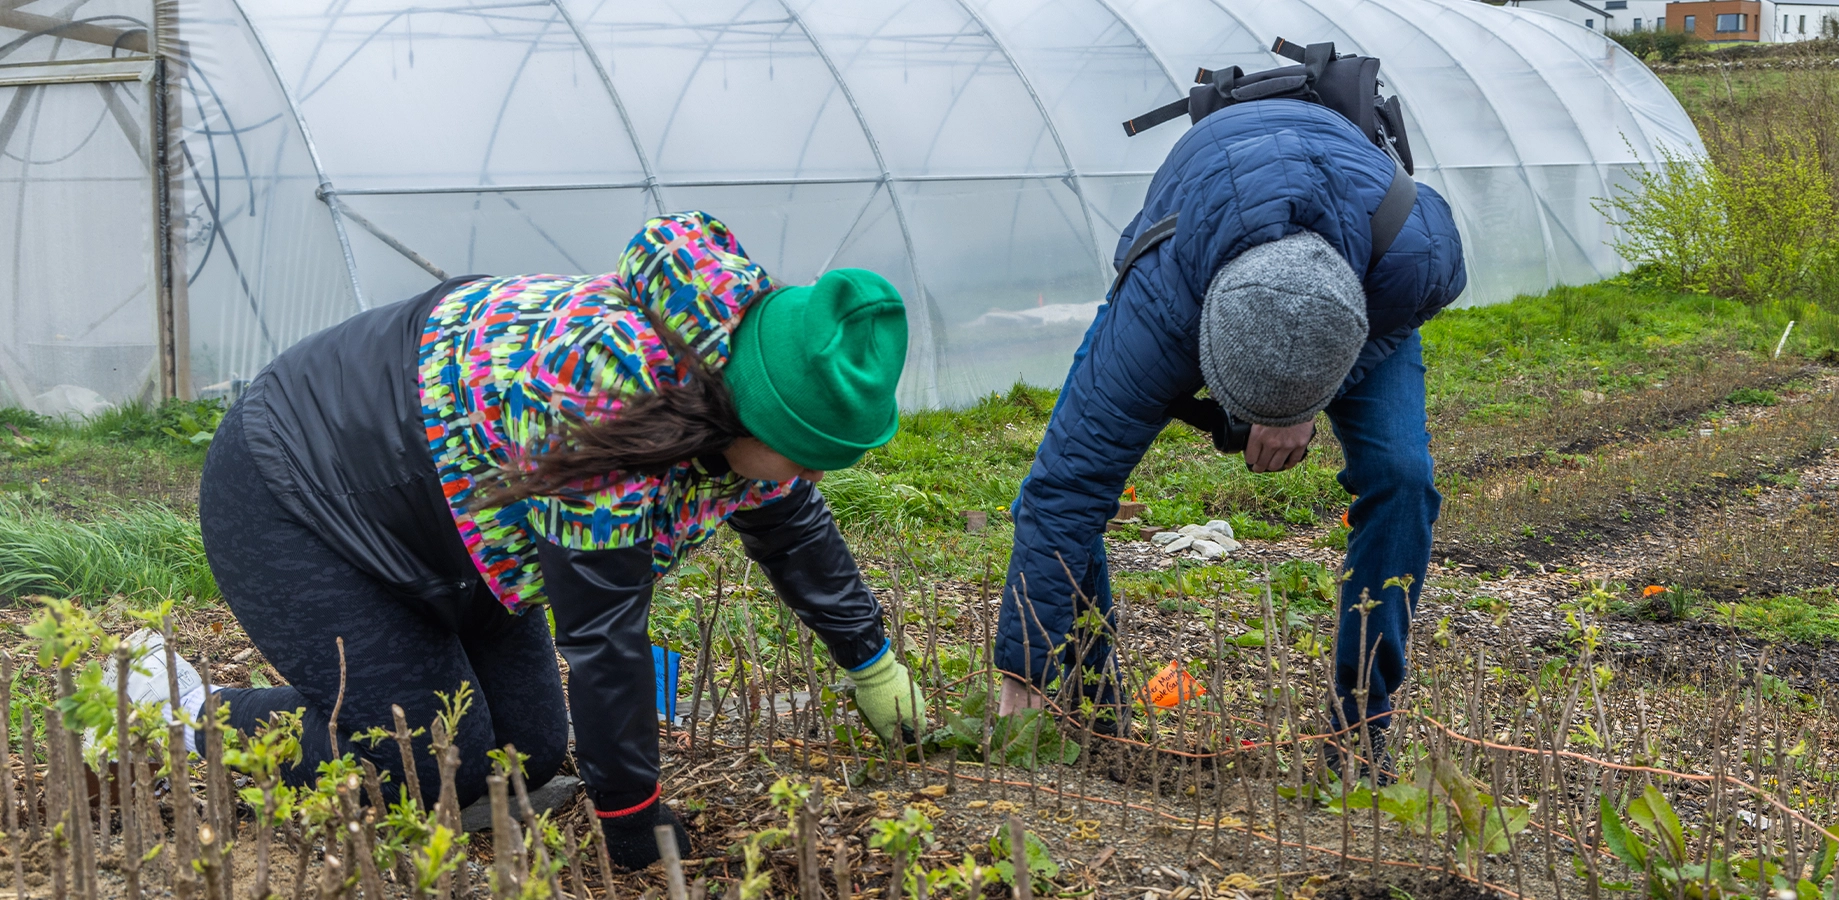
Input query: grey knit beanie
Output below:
<box><xmin>1198</xmin><ymin>231</ymin><xmax>1367</xmax><ymax>427</ymax></box>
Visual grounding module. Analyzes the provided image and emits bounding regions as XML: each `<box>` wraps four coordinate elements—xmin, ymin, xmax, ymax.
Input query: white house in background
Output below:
<box><xmin>1506</xmin><ymin>0</ymin><xmax>1672</xmax><ymax>33</ymax></box>
<box><xmin>1768</xmin><ymin>0</ymin><xmax>1839</xmax><ymax>40</ymax></box>
<box><xmin>1509</xmin><ymin>0</ymin><xmax>1839</xmax><ymax>38</ymax></box>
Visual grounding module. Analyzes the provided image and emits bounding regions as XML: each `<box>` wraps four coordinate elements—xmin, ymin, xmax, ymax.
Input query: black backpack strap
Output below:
<box><xmin>1302</xmin><ymin>42</ymin><xmax>1335</xmax><ymax>84</ymax></box>
<box><xmin>1368</xmin><ymin>159</ymin><xmax>1417</xmax><ymax>269</ymax></box>
<box><xmin>1108</xmin><ymin>212</ymin><xmax>1179</xmax><ymax>299</ymax></box>
<box><xmin>1111</xmin><ymin>163</ymin><xmax>1410</xmax><ymax>295</ymax></box>
<box><xmin>1122</xmin><ymin>96</ymin><xmax>1192</xmax><ymax>137</ymax></box>
<box><xmin>1271</xmin><ymin>37</ymin><xmax>1307</xmax><ymax>63</ymax></box>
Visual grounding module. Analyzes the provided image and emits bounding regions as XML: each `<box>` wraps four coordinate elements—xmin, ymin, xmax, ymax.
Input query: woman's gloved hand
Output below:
<box><xmin>849</xmin><ymin>647</ymin><xmax>929</xmax><ymax>745</ymax></box>
<box><xmin>597</xmin><ymin>788</ymin><xmax>691</xmax><ymax>872</ymax></box>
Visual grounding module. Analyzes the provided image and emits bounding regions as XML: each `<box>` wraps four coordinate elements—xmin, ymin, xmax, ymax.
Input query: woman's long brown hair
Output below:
<box><xmin>473</xmin><ymin>306</ymin><xmax>749</xmax><ymax>509</ymax></box>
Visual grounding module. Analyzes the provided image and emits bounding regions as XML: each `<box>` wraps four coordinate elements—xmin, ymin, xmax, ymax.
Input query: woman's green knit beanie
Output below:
<box><xmin>726</xmin><ymin>269</ymin><xmax>907</xmax><ymax>471</ymax></box>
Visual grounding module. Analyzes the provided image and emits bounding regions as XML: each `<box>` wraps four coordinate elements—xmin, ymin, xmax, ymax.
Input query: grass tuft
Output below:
<box><xmin>818</xmin><ymin>467</ymin><xmax>958</xmax><ymax>534</ymax></box>
<box><xmin>0</xmin><ymin>497</ymin><xmax>216</xmax><ymax>605</ymax></box>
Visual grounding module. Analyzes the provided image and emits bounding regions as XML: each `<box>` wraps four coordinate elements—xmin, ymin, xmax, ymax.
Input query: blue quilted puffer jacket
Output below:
<box><xmin>998</xmin><ymin>99</ymin><xmax>1467</xmax><ymax>687</ymax></box>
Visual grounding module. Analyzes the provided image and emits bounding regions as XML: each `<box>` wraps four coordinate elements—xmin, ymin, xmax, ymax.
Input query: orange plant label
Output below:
<box><xmin>1140</xmin><ymin>659</ymin><xmax>1206</xmax><ymax>709</ymax></box>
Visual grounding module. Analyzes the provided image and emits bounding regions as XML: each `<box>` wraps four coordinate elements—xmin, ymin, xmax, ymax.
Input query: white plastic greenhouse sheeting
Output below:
<box><xmin>0</xmin><ymin>0</ymin><xmax>1703</xmax><ymax>411</ymax></box>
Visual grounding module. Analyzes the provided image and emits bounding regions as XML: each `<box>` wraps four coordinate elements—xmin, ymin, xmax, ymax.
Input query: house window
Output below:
<box><xmin>1786</xmin><ymin>14</ymin><xmax>1792</xmax><ymax>33</ymax></box>
<box><xmin>1715</xmin><ymin>13</ymin><xmax>1743</xmax><ymax>32</ymax></box>
<box><xmin>1800</xmin><ymin>15</ymin><xmax>1807</xmax><ymax>34</ymax></box>
<box><xmin>1605</xmin><ymin>0</ymin><xmax>1627</xmax><ymax>8</ymax></box>
<box><xmin>1684</xmin><ymin>14</ymin><xmax>1696</xmax><ymax>32</ymax></box>
<box><xmin>1585</xmin><ymin>17</ymin><xmax>1595</xmax><ymax>29</ymax></box>
<box><xmin>1657</xmin><ymin>16</ymin><xmax>1666</xmax><ymax>31</ymax></box>
<box><xmin>1634</xmin><ymin>17</ymin><xmax>1644</xmax><ymax>30</ymax></box>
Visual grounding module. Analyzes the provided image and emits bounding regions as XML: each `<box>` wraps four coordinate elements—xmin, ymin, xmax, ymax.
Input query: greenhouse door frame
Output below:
<box><xmin>0</xmin><ymin>51</ymin><xmax>190</xmax><ymax>404</ymax></box>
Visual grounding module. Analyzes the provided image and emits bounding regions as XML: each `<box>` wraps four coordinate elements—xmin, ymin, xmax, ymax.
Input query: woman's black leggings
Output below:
<box><xmin>199</xmin><ymin>405</ymin><xmax>568</xmax><ymax>808</ymax></box>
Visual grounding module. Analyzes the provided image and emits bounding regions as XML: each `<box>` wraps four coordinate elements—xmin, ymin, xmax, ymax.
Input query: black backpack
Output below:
<box><xmin>1123</xmin><ymin>37</ymin><xmax>1414</xmax><ymax>174</ymax></box>
<box><xmin>1113</xmin><ymin>39</ymin><xmax>1420</xmax><ymax>458</ymax></box>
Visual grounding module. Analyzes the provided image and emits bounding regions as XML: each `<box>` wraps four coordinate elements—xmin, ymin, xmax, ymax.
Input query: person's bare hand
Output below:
<box><xmin>1244</xmin><ymin>421</ymin><xmax>1316</xmax><ymax>473</ymax></box>
<box><xmin>998</xmin><ymin>675</ymin><xmax>1046</xmax><ymax>716</ymax></box>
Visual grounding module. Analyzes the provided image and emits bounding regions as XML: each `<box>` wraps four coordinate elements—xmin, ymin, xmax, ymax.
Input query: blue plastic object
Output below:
<box><xmin>652</xmin><ymin>646</ymin><xmax>681</xmax><ymax>723</ymax></box>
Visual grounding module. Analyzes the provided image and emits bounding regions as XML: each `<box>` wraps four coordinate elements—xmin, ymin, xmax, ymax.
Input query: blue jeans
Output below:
<box><xmin>1022</xmin><ymin>306</ymin><xmax>1437</xmax><ymax>727</ymax></box>
<box><xmin>1322</xmin><ymin>330</ymin><xmax>1437</xmax><ymax>731</ymax></box>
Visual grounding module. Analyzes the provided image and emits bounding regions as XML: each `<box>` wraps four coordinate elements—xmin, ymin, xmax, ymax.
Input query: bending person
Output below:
<box><xmin>996</xmin><ymin>101</ymin><xmax>1466</xmax><ymax>779</ymax></box>
<box><xmin>119</xmin><ymin>212</ymin><xmax>926</xmax><ymax>869</ymax></box>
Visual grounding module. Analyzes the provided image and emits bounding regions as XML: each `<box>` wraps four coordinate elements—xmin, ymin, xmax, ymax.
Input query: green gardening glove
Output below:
<box><xmin>849</xmin><ymin>646</ymin><xmax>929</xmax><ymax>745</ymax></box>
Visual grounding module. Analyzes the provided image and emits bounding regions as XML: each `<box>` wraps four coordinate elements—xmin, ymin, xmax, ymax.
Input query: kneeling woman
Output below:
<box><xmin>141</xmin><ymin>213</ymin><xmax>925</xmax><ymax>869</ymax></box>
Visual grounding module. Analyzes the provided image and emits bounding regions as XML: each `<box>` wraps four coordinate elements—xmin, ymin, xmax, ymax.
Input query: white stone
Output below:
<box><xmin>1150</xmin><ymin>530</ymin><xmax>1184</xmax><ymax>546</ymax></box>
<box><xmin>1203</xmin><ymin>519</ymin><xmax>1235</xmax><ymax>539</ymax></box>
<box><xmin>1162</xmin><ymin>535</ymin><xmax>1195</xmax><ymax>553</ymax></box>
<box><xmin>1189</xmin><ymin>539</ymin><xmax>1225</xmax><ymax>559</ymax></box>
<box><xmin>1177</xmin><ymin>523</ymin><xmax>1204</xmax><ymax>535</ymax></box>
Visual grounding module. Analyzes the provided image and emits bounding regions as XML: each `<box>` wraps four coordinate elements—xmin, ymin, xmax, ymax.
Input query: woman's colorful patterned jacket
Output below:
<box><xmin>235</xmin><ymin>211</ymin><xmax>888</xmax><ymax>813</ymax></box>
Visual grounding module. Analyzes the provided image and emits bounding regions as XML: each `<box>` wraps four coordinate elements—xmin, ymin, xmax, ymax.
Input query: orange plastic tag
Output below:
<box><xmin>1140</xmin><ymin>660</ymin><xmax>1206</xmax><ymax>709</ymax></box>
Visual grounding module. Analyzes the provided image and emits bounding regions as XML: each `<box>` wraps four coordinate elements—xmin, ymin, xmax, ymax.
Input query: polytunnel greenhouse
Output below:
<box><xmin>0</xmin><ymin>0</ymin><xmax>1705</xmax><ymax>413</ymax></box>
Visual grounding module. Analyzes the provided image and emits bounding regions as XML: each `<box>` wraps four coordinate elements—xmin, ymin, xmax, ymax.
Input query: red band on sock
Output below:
<box><xmin>594</xmin><ymin>783</ymin><xmax>661</xmax><ymax>819</ymax></box>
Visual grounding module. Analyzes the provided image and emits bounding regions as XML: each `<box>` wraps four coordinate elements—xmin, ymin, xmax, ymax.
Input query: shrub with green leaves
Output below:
<box><xmin>869</xmin><ymin>808</ymin><xmax>937</xmax><ymax>898</ymax></box>
<box><xmin>1598</xmin><ymin>147</ymin><xmax>1728</xmax><ymax>297</ymax></box>
<box><xmin>1599</xmin><ymin>130</ymin><xmax>1839</xmax><ymax>308</ymax></box>
<box><xmin>1609</xmin><ymin>28</ymin><xmax>1705</xmax><ymax>62</ymax></box>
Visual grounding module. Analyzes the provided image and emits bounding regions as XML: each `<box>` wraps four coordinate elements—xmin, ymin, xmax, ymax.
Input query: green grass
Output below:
<box><xmin>838</xmin><ymin>381</ymin><xmax>1350</xmax><ymax>568</ymax></box>
<box><xmin>0</xmin><ymin>399</ymin><xmax>219</xmax><ymax>604</ymax></box>
<box><xmin>1661</xmin><ymin>67</ymin><xmax>1815</xmax><ymax>119</ymax></box>
<box><xmin>835</xmin><ymin>279</ymin><xmax>1807</xmax><ymax>563</ymax></box>
<box><xmin>1418</xmin><ymin>278</ymin><xmax>1793</xmax><ymax>423</ymax></box>
<box><xmin>1725</xmin><ymin>387</ymin><xmax>1780</xmax><ymax>406</ymax></box>
<box><xmin>0</xmin><ymin>496</ymin><xmax>216</xmax><ymax>604</ymax></box>
<box><xmin>1</xmin><ymin>398</ymin><xmax>214</xmax><ymax>513</ymax></box>
<box><xmin>1709</xmin><ymin>589</ymin><xmax>1839</xmax><ymax>644</ymax></box>
<box><xmin>0</xmin><ymin>279</ymin><xmax>1827</xmax><ymax>596</ymax></box>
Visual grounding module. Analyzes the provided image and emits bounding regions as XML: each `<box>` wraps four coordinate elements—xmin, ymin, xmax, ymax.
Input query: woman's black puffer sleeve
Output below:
<box><xmin>537</xmin><ymin>538</ymin><xmax>663</xmax><ymax>812</ymax></box>
<box><xmin>727</xmin><ymin>480</ymin><xmax>888</xmax><ymax>670</ymax></box>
